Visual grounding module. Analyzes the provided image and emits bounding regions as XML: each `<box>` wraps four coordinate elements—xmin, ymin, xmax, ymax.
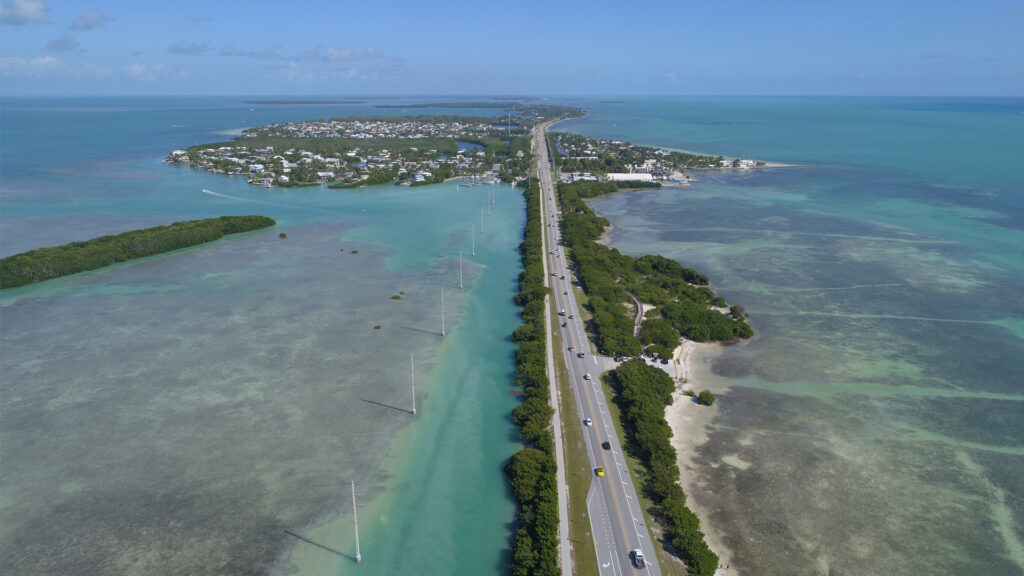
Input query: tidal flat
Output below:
<box><xmin>588</xmin><ymin>167</ymin><xmax>1024</xmax><ymax>575</ymax></box>
<box><xmin>1</xmin><ymin>177</ymin><xmax>523</xmax><ymax>575</ymax></box>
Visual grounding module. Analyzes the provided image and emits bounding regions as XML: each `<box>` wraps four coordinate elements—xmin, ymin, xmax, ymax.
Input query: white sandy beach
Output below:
<box><xmin>666</xmin><ymin>341</ymin><xmax>738</xmax><ymax>576</ymax></box>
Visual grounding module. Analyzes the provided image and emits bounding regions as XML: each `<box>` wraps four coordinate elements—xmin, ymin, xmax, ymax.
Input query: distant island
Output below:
<box><xmin>244</xmin><ymin>100</ymin><xmax>366</xmax><ymax>105</ymax></box>
<box><xmin>376</xmin><ymin>102</ymin><xmax>513</xmax><ymax>109</ymax></box>
<box><xmin>0</xmin><ymin>215</ymin><xmax>275</xmax><ymax>289</ymax></box>
<box><xmin>549</xmin><ymin>132</ymin><xmax>769</xmax><ymax>187</ymax></box>
<box><xmin>166</xmin><ymin>106</ymin><xmax>585</xmax><ymax>189</ymax></box>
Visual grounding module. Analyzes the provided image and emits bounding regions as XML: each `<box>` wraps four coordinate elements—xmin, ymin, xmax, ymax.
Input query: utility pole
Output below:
<box><xmin>352</xmin><ymin>481</ymin><xmax>361</xmax><ymax>564</ymax></box>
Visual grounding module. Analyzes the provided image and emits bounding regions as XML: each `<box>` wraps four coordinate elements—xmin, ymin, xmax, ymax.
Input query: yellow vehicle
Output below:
<box><xmin>595</xmin><ymin>466</ymin><xmax>605</xmax><ymax>477</ymax></box>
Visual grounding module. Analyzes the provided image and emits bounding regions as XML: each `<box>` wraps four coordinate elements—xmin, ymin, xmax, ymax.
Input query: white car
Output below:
<box><xmin>583</xmin><ymin>373</ymin><xmax>592</xmax><ymax>380</ymax></box>
<box><xmin>583</xmin><ymin>418</ymin><xmax>592</xmax><ymax>426</ymax></box>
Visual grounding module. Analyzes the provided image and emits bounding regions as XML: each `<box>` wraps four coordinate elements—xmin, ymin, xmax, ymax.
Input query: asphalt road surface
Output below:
<box><xmin>536</xmin><ymin>125</ymin><xmax>662</xmax><ymax>576</ymax></box>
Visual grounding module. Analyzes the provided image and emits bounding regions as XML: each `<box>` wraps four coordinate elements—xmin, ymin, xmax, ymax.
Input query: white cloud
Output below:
<box><xmin>0</xmin><ymin>0</ymin><xmax>48</xmax><ymax>24</ymax></box>
<box><xmin>0</xmin><ymin>55</ymin><xmax>63</xmax><ymax>77</ymax></box>
<box><xmin>70</xmin><ymin>9</ymin><xmax>112</xmax><ymax>30</ymax></box>
<box><xmin>46</xmin><ymin>33</ymin><xmax>79</xmax><ymax>52</ymax></box>
<box><xmin>121</xmin><ymin>62</ymin><xmax>167</xmax><ymax>81</ymax></box>
<box><xmin>169</xmin><ymin>40</ymin><xmax>209</xmax><ymax>56</ymax></box>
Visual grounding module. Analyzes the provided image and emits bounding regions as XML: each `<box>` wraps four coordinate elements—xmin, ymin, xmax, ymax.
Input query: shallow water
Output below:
<box><xmin>0</xmin><ymin>97</ymin><xmax>522</xmax><ymax>575</ymax></box>
<box><xmin>565</xmin><ymin>97</ymin><xmax>1024</xmax><ymax>575</ymax></box>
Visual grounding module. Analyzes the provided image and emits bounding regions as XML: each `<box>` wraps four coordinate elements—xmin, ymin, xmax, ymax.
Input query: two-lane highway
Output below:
<box><xmin>535</xmin><ymin>125</ymin><xmax>661</xmax><ymax>576</ymax></box>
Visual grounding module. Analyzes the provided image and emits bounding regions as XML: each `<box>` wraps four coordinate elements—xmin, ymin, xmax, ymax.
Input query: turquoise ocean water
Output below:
<box><xmin>0</xmin><ymin>97</ymin><xmax>521</xmax><ymax>575</ymax></box>
<box><xmin>3</xmin><ymin>96</ymin><xmax>1022</xmax><ymax>576</ymax></box>
<box><xmin>556</xmin><ymin>97</ymin><xmax>1024</xmax><ymax>575</ymax></box>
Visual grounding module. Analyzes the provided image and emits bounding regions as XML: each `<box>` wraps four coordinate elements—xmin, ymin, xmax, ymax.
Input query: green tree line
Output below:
<box><xmin>556</xmin><ymin>180</ymin><xmax>752</xmax><ymax>358</ymax></box>
<box><xmin>608</xmin><ymin>361</ymin><xmax>720</xmax><ymax>576</ymax></box>
<box><xmin>505</xmin><ymin>176</ymin><xmax>560</xmax><ymax>576</ymax></box>
<box><xmin>0</xmin><ymin>216</ymin><xmax>276</xmax><ymax>289</ymax></box>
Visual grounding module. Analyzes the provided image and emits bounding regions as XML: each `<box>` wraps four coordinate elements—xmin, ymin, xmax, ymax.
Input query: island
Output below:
<box><xmin>549</xmin><ymin>132</ymin><xmax>767</xmax><ymax>186</ymax></box>
<box><xmin>0</xmin><ymin>215</ymin><xmax>275</xmax><ymax>289</ymax></box>
<box><xmin>166</xmin><ymin>105</ymin><xmax>584</xmax><ymax>189</ymax></box>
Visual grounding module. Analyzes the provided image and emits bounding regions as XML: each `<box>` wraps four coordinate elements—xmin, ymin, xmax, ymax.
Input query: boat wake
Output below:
<box><xmin>201</xmin><ymin>188</ymin><xmax>294</xmax><ymax>209</ymax></box>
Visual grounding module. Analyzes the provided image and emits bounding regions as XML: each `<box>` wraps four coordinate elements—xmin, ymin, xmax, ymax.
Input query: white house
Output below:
<box><xmin>605</xmin><ymin>173</ymin><xmax>653</xmax><ymax>182</ymax></box>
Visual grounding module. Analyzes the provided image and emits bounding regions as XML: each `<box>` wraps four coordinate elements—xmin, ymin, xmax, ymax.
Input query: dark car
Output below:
<box><xmin>630</xmin><ymin>549</ymin><xmax>646</xmax><ymax>568</ymax></box>
<box><xmin>602</xmin><ymin>441</ymin><xmax>611</xmax><ymax>450</ymax></box>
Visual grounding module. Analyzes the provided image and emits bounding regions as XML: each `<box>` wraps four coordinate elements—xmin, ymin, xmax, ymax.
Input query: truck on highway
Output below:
<box><xmin>630</xmin><ymin>549</ymin><xmax>646</xmax><ymax>568</ymax></box>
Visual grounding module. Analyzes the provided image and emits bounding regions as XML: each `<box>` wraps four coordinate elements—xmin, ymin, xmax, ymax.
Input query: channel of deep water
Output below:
<box><xmin>286</xmin><ymin>182</ymin><xmax>525</xmax><ymax>576</ymax></box>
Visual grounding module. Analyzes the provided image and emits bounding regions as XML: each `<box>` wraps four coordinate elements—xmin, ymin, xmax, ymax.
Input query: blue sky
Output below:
<box><xmin>1</xmin><ymin>0</ymin><xmax>1021</xmax><ymax>96</ymax></box>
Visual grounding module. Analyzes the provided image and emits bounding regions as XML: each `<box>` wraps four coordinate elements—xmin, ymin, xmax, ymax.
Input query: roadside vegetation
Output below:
<box><xmin>608</xmin><ymin>361</ymin><xmax>719</xmax><ymax>576</ymax></box>
<box><xmin>0</xmin><ymin>215</ymin><xmax>275</xmax><ymax>289</ymax></box>
<box><xmin>505</xmin><ymin>176</ymin><xmax>560</xmax><ymax>576</ymax></box>
<box><xmin>557</xmin><ymin>180</ymin><xmax>753</xmax><ymax>357</ymax></box>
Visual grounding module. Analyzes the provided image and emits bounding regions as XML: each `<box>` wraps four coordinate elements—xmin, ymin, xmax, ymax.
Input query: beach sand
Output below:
<box><xmin>666</xmin><ymin>341</ymin><xmax>737</xmax><ymax>576</ymax></box>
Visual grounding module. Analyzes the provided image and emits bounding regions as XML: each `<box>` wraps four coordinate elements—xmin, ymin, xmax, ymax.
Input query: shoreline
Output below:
<box><xmin>573</xmin><ymin>161</ymin><xmax>755</xmax><ymax>575</ymax></box>
<box><xmin>548</xmin><ymin>117</ymin><xmax>804</xmax><ymax>170</ymax></box>
<box><xmin>667</xmin><ymin>340</ymin><xmax>738</xmax><ymax>576</ymax></box>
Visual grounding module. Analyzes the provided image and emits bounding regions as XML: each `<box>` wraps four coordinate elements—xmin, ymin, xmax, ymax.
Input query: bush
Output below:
<box><xmin>279</xmin><ymin>232</ymin><xmax>287</xmax><ymax>239</ymax></box>
<box><xmin>697</xmin><ymin>390</ymin><xmax>716</xmax><ymax>406</ymax></box>
<box><xmin>609</xmin><ymin>360</ymin><xmax>719</xmax><ymax>575</ymax></box>
<box><xmin>556</xmin><ymin>180</ymin><xmax>752</xmax><ymax>356</ymax></box>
